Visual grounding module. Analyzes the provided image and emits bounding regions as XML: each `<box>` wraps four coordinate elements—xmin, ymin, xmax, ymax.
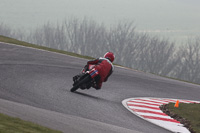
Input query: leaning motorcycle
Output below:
<box><xmin>70</xmin><ymin>64</ymin><xmax>100</xmax><ymax>92</ymax></box>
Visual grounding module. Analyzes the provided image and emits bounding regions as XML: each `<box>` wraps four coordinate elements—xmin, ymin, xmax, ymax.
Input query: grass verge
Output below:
<box><xmin>0</xmin><ymin>113</ymin><xmax>62</xmax><ymax>133</ymax></box>
<box><xmin>161</xmin><ymin>103</ymin><xmax>200</xmax><ymax>133</ymax></box>
<box><xmin>0</xmin><ymin>35</ymin><xmax>94</xmax><ymax>60</ymax></box>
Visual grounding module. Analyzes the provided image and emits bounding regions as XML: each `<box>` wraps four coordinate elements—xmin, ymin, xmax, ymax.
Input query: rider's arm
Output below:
<box><xmin>87</xmin><ymin>58</ymin><xmax>99</xmax><ymax>65</ymax></box>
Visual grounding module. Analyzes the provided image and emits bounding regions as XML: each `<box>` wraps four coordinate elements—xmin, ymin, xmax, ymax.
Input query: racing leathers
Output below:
<box><xmin>86</xmin><ymin>57</ymin><xmax>114</xmax><ymax>89</ymax></box>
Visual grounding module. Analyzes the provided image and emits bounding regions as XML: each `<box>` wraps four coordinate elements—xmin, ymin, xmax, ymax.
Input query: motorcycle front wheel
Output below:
<box><xmin>70</xmin><ymin>74</ymin><xmax>91</xmax><ymax>92</ymax></box>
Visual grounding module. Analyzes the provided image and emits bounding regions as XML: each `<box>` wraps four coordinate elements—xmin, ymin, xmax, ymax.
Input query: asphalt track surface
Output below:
<box><xmin>0</xmin><ymin>42</ymin><xmax>200</xmax><ymax>133</ymax></box>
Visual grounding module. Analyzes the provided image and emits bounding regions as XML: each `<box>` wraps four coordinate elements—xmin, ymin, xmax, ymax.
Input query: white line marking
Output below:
<box><xmin>122</xmin><ymin>97</ymin><xmax>200</xmax><ymax>133</ymax></box>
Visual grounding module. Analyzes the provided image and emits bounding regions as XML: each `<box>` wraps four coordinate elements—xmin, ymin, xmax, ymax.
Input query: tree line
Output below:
<box><xmin>0</xmin><ymin>18</ymin><xmax>200</xmax><ymax>84</ymax></box>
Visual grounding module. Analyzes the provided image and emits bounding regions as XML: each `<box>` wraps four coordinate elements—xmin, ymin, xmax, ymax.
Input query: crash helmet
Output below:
<box><xmin>104</xmin><ymin>52</ymin><xmax>115</xmax><ymax>62</ymax></box>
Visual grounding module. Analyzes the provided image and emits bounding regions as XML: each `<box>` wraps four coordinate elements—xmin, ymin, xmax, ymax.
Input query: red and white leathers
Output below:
<box><xmin>87</xmin><ymin>57</ymin><xmax>114</xmax><ymax>89</ymax></box>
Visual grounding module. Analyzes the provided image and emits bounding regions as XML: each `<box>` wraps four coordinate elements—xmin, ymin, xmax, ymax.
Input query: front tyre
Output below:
<box><xmin>70</xmin><ymin>85</ymin><xmax>79</xmax><ymax>92</ymax></box>
<box><xmin>70</xmin><ymin>74</ymin><xmax>92</xmax><ymax>92</ymax></box>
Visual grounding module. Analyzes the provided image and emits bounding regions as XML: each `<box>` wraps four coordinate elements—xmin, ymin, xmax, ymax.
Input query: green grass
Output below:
<box><xmin>168</xmin><ymin>103</ymin><xmax>200</xmax><ymax>133</ymax></box>
<box><xmin>0</xmin><ymin>113</ymin><xmax>62</xmax><ymax>133</ymax></box>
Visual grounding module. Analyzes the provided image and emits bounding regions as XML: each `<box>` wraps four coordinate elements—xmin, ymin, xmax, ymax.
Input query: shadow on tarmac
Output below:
<box><xmin>74</xmin><ymin>91</ymin><xmax>101</xmax><ymax>100</ymax></box>
<box><xmin>73</xmin><ymin>91</ymin><xmax>119</xmax><ymax>104</ymax></box>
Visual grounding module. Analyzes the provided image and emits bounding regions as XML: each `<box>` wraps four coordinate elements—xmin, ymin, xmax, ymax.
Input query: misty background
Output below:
<box><xmin>1</xmin><ymin>0</ymin><xmax>200</xmax><ymax>43</ymax></box>
<box><xmin>0</xmin><ymin>0</ymin><xmax>200</xmax><ymax>84</ymax></box>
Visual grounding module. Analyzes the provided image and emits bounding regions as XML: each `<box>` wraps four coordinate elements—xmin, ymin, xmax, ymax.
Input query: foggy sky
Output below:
<box><xmin>0</xmin><ymin>0</ymin><xmax>200</xmax><ymax>42</ymax></box>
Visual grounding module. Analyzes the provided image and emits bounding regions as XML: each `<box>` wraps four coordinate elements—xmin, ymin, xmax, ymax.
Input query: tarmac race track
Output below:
<box><xmin>0</xmin><ymin>42</ymin><xmax>200</xmax><ymax>133</ymax></box>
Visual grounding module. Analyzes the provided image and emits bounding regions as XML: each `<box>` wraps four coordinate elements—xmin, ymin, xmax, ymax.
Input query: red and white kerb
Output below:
<box><xmin>122</xmin><ymin>97</ymin><xmax>200</xmax><ymax>133</ymax></box>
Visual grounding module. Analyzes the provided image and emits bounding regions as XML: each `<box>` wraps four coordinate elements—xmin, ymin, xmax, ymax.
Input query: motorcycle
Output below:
<box><xmin>70</xmin><ymin>64</ymin><xmax>100</xmax><ymax>92</ymax></box>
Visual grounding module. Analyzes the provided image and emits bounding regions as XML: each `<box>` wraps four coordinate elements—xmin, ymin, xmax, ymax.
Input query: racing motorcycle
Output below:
<box><xmin>70</xmin><ymin>64</ymin><xmax>100</xmax><ymax>92</ymax></box>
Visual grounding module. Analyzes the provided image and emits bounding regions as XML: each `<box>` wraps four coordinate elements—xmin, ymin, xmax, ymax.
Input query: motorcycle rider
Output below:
<box><xmin>75</xmin><ymin>52</ymin><xmax>114</xmax><ymax>90</ymax></box>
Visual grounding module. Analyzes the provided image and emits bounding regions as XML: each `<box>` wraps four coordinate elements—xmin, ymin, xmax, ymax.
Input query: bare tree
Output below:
<box><xmin>106</xmin><ymin>21</ymin><xmax>138</xmax><ymax>66</ymax></box>
<box><xmin>64</xmin><ymin>17</ymin><xmax>108</xmax><ymax>57</ymax></box>
<box><xmin>54</xmin><ymin>24</ymin><xmax>67</xmax><ymax>50</ymax></box>
<box><xmin>0</xmin><ymin>23</ymin><xmax>14</xmax><ymax>37</ymax></box>
<box><xmin>173</xmin><ymin>37</ymin><xmax>200</xmax><ymax>83</ymax></box>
